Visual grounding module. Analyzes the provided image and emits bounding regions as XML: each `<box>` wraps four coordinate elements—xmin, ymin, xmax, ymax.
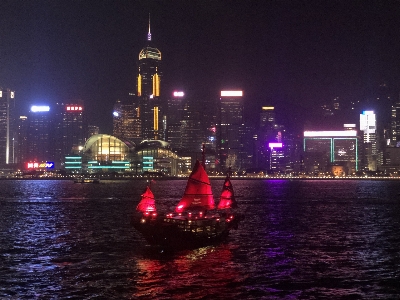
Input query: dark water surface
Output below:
<box><xmin>1</xmin><ymin>179</ymin><xmax>400</xmax><ymax>299</ymax></box>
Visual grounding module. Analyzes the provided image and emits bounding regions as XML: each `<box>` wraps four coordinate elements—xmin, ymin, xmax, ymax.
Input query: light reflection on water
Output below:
<box><xmin>0</xmin><ymin>179</ymin><xmax>400</xmax><ymax>299</ymax></box>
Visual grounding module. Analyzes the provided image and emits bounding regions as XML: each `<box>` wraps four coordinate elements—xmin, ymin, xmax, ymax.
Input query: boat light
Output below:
<box><xmin>140</xmin><ymin>219</ymin><xmax>146</xmax><ymax>223</ymax></box>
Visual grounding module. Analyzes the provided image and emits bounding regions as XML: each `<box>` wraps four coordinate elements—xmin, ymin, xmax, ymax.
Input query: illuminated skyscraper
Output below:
<box><xmin>136</xmin><ymin>16</ymin><xmax>163</xmax><ymax>140</ymax></box>
<box><xmin>113</xmin><ymin>99</ymin><xmax>141</xmax><ymax>143</ymax></box>
<box><xmin>54</xmin><ymin>102</ymin><xmax>88</xmax><ymax>163</ymax></box>
<box><xmin>360</xmin><ymin>110</ymin><xmax>378</xmax><ymax>171</ymax></box>
<box><xmin>181</xmin><ymin>97</ymin><xmax>203</xmax><ymax>152</ymax></box>
<box><xmin>303</xmin><ymin>130</ymin><xmax>359</xmax><ymax>175</ymax></box>
<box><xmin>256</xmin><ymin>106</ymin><xmax>276</xmax><ymax>169</ymax></box>
<box><xmin>166</xmin><ymin>91</ymin><xmax>185</xmax><ymax>150</ymax></box>
<box><xmin>391</xmin><ymin>102</ymin><xmax>400</xmax><ymax>146</ymax></box>
<box><xmin>0</xmin><ymin>88</ymin><xmax>16</xmax><ymax>166</ymax></box>
<box><xmin>217</xmin><ymin>91</ymin><xmax>244</xmax><ymax>171</ymax></box>
<box><xmin>27</xmin><ymin>105</ymin><xmax>54</xmax><ymax>163</ymax></box>
<box><xmin>16</xmin><ymin>116</ymin><xmax>28</xmax><ymax>165</ymax></box>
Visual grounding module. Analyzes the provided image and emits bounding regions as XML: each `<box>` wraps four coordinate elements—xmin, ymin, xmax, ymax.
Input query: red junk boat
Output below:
<box><xmin>131</xmin><ymin>160</ymin><xmax>243</xmax><ymax>249</ymax></box>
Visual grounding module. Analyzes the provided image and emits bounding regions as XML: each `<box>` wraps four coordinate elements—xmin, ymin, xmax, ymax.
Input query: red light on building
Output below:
<box><xmin>66</xmin><ymin>105</ymin><xmax>83</xmax><ymax>111</ymax></box>
<box><xmin>27</xmin><ymin>162</ymin><xmax>39</xmax><ymax>169</ymax></box>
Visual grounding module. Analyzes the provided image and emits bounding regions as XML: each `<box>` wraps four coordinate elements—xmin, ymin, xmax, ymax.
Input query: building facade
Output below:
<box><xmin>0</xmin><ymin>88</ymin><xmax>16</xmax><ymax>166</ymax></box>
<box><xmin>217</xmin><ymin>91</ymin><xmax>244</xmax><ymax>172</ymax></box>
<box><xmin>360</xmin><ymin>110</ymin><xmax>378</xmax><ymax>171</ymax></box>
<box><xmin>136</xmin><ymin>18</ymin><xmax>163</xmax><ymax>140</ymax></box>
<box><xmin>166</xmin><ymin>91</ymin><xmax>185</xmax><ymax>150</ymax></box>
<box><xmin>113</xmin><ymin>99</ymin><xmax>141</xmax><ymax>143</ymax></box>
<box><xmin>54</xmin><ymin>102</ymin><xmax>88</xmax><ymax>164</ymax></box>
<box><xmin>303</xmin><ymin>130</ymin><xmax>359</xmax><ymax>175</ymax></box>
<box><xmin>26</xmin><ymin>105</ymin><xmax>54</xmax><ymax>164</ymax></box>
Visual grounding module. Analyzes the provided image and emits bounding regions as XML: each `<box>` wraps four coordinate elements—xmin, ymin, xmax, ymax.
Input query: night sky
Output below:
<box><xmin>1</xmin><ymin>0</ymin><xmax>400</xmax><ymax>133</ymax></box>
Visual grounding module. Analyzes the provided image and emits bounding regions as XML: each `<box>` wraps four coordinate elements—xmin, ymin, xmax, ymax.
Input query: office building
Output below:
<box><xmin>15</xmin><ymin>116</ymin><xmax>28</xmax><ymax>165</ymax></box>
<box><xmin>166</xmin><ymin>91</ymin><xmax>185</xmax><ymax>150</ymax></box>
<box><xmin>391</xmin><ymin>102</ymin><xmax>400</xmax><ymax>146</ymax></box>
<box><xmin>26</xmin><ymin>105</ymin><xmax>54</xmax><ymax>163</ymax></box>
<box><xmin>136</xmin><ymin>17</ymin><xmax>163</xmax><ymax>140</ymax></box>
<box><xmin>0</xmin><ymin>88</ymin><xmax>16</xmax><ymax>166</ymax></box>
<box><xmin>54</xmin><ymin>102</ymin><xmax>88</xmax><ymax>163</ymax></box>
<box><xmin>256</xmin><ymin>106</ymin><xmax>277</xmax><ymax>170</ymax></box>
<box><xmin>217</xmin><ymin>91</ymin><xmax>244</xmax><ymax>172</ymax></box>
<box><xmin>360</xmin><ymin>110</ymin><xmax>378</xmax><ymax>171</ymax></box>
<box><xmin>113</xmin><ymin>99</ymin><xmax>141</xmax><ymax>143</ymax></box>
<box><xmin>303</xmin><ymin>129</ymin><xmax>359</xmax><ymax>175</ymax></box>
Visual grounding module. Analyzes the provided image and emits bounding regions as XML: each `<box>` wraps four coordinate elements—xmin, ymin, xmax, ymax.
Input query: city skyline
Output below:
<box><xmin>1</xmin><ymin>1</ymin><xmax>400</xmax><ymax>133</ymax></box>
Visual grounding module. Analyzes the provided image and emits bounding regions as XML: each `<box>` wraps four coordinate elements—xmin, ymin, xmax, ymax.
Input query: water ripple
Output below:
<box><xmin>0</xmin><ymin>179</ymin><xmax>400</xmax><ymax>299</ymax></box>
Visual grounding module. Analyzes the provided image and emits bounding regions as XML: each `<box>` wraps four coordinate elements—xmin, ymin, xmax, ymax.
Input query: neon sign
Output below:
<box><xmin>304</xmin><ymin>131</ymin><xmax>357</xmax><ymax>137</ymax></box>
<box><xmin>269</xmin><ymin>142</ymin><xmax>283</xmax><ymax>149</ymax></box>
<box><xmin>221</xmin><ymin>91</ymin><xmax>243</xmax><ymax>97</ymax></box>
<box><xmin>27</xmin><ymin>162</ymin><xmax>55</xmax><ymax>169</ymax></box>
<box><xmin>173</xmin><ymin>91</ymin><xmax>184</xmax><ymax>97</ymax></box>
<box><xmin>31</xmin><ymin>105</ymin><xmax>50</xmax><ymax>112</ymax></box>
<box><xmin>66</xmin><ymin>105</ymin><xmax>83</xmax><ymax>111</ymax></box>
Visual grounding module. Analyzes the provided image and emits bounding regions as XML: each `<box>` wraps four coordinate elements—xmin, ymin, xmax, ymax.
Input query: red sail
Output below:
<box><xmin>217</xmin><ymin>176</ymin><xmax>237</xmax><ymax>209</ymax></box>
<box><xmin>136</xmin><ymin>186</ymin><xmax>156</xmax><ymax>212</ymax></box>
<box><xmin>175</xmin><ymin>160</ymin><xmax>215</xmax><ymax>212</ymax></box>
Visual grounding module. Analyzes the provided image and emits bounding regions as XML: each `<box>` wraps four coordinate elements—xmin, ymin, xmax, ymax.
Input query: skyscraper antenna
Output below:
<box><xmin>147</xmin><ymin>13</ymin><xmax>152</xmax><ymax>42</ymax></box>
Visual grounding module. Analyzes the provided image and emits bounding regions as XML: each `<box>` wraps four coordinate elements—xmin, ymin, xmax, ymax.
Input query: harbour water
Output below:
<box><xmin>1</xmin><ymin>179</ymin><xmax>400</xmax><ymax>299</ymax></box>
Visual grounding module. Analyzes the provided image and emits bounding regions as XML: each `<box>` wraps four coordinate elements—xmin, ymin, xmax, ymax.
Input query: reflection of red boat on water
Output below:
<box><xmin>131</xmin><ymin>160</ymin><xmax>243</xmax><ymax>249</ymax></box>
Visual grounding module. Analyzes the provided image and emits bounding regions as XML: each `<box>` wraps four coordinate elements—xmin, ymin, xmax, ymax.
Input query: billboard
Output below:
<box><xmin>27</xmin><ymin>162</ymin><xmax>55</xmax><ymax>169</ymax></box>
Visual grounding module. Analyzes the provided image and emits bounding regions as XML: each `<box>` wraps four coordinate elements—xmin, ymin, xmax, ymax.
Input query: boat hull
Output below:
<box><xmin>74</xmin><ymin>178</ymin><xmax>100</xmax><ymax>184</ymax></box>
<box><xmin>131</xmin><ymin>213</ymin><xmax>242</xmax><ymax>249</ymax></box>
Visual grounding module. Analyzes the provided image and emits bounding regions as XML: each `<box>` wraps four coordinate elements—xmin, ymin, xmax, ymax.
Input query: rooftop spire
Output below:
<box><xmin>147</xmin><ymin>13</ymin><xmax>152</xmax><ymax>42</ymax></box>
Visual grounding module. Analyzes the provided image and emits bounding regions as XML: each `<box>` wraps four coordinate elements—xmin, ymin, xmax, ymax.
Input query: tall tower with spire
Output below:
<box><xmin>136</xmin><ymin>14</ymin><xmax>163</xmax><ymax>140</ymax></box>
